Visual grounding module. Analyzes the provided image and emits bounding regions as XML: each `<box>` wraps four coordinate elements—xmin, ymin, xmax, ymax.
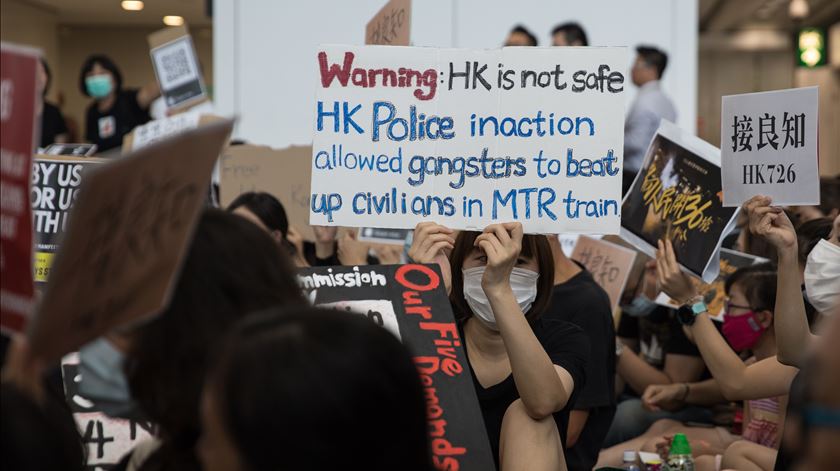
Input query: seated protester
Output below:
<box><xmin>544</xmin><ymin>236</ymin><xmax>616</xmax><ymax>471</ymax></box>
<box><xmin>227</xmin><ymin>192</ymin><xmax>309</xmax><ymax>267</ymax></box>
<box><xmin>623</xmin><ymin>243</ymin><xmax>798</xmax><ymax>471</ymax></box>
<box><xmin>605</xmin><ymin>260</ymin><xmax>709</xmax><ymax>447</ymax></box>
<box><xmin>79</xmin><ymin>54</ymin><xmax>159</xmax><ymax>152</ymax></box>
<box><xmin>117</xmin><ymin>210</ymin><xmax>306</xmax><ymax>471</ymax></box>
<box><xmin>199</xmin><ymin>308</ymin><xmax>430</xmax><ymax>471</ymax></box>
<box><xmin>409</xmin><ymin>222</ymin><xmax>588</xmax><ymax>470</ymax></box>
<box><xmin>37</xmin><ymin>58</ymin><xmax>69</xmax><ymax>147</ymax></box>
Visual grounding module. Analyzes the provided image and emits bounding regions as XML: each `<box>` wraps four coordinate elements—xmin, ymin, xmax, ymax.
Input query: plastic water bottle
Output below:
<box><xmin>621</xmin><ymin>450</ymin><xmax>641</xmax><ymax>471</ymax></box>
<box><xmin>665</xmin><ymin>433</ymin><xmax>695</xmax><ymax>471</ymax></box>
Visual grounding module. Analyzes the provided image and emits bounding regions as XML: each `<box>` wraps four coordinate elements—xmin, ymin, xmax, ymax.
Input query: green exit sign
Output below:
<box><xmin>798</xmin><ymin>28</ymin><xmax>826</xmax><ymax>68</ymax></box>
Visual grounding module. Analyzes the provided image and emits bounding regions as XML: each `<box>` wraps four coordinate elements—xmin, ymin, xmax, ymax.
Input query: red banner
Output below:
<box><xmin>1</xmin><ymin>43</ymin><xmax>40</xmax><ymax>333</ymax></box>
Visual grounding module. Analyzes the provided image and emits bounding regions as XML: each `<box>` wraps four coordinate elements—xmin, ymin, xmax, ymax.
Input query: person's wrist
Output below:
<box><xmin>484</xmin><ymin>283</ymin><xmax>514</xmax><ymax>303</ymax></box>
<box><xmin>680</xmin><ymin>383</ymin><xmax>690</xmax><ymax>401</ymax></box>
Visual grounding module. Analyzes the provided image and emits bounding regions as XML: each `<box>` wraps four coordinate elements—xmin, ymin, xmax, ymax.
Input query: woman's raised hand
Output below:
<box><xmin>475</xmin><ymin>222</ymin><xmax>523</xmax><ymax>295</ymax></box>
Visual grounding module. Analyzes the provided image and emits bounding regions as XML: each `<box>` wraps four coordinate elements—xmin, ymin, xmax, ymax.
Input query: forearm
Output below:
<box><xmin>774</xmin><ymin>247</ymin><xmax>815</xmax><ymax>367</ymax></box>
<box><xmin>491</xmin><ymin>288</ymin><xmax>568</xmax><ymax>417</ymax></box>
<box><xmin>684</xmin><ymin>378</ymin><xmax>727</xmax><ymax>406</ymax></box>
<box><xmin>689</xmin><ymin>313</ymin><xmax>749</xmax><ymax>398</ymax></box>
<box><xmin>617</xmin><ymin>347</ymin><xmax>672</xmax><ymax>394</ymax></box>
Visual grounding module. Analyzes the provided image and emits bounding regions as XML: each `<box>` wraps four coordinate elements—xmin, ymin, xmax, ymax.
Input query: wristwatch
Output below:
<box><xmin>676</xmin><ymin>296</ymin><xmax>707</xmax><ymax>326</ymax></box>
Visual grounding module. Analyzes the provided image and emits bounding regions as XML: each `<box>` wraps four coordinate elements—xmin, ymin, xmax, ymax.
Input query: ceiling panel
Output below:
<box><xmin>26</xmin><ymin>0</ymin><xmax>211</xmax><ymax>26</ymax></box>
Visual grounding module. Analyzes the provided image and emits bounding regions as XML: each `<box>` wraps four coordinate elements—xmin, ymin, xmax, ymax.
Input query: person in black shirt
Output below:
<box><xmin>36</xmin><ymin>58</ymin><xmax>68</xmax><ymax>148</ymax></box>
<box><xmin>410</xmin><ymin>222</ymin><xmax>589</xmax><ymax>470</ymax></box>
<box><xmin>79</xmin><ymin>54</ymin><xmax>159</xmax><ymax>152</ymax></box>
<box><xmin>544</xmin><ymin>237</ymin><xmax>616</xmax><ymax>471</ymax></box>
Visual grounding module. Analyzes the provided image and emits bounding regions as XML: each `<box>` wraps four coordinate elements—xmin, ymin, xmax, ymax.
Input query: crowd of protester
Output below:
<box><xmin>2</xmin><ymin>20</ymin><xmax>839</xmax><ymax>471</ymax></box>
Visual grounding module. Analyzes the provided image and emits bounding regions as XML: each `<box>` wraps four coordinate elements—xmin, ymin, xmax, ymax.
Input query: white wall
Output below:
<box><xmin>214</xmin><ymin>0</ymin><xmax>697</xmax><ymax>148</ymax></box>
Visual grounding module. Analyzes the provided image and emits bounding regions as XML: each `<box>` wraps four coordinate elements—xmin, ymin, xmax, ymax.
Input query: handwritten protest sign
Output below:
<box><xmin>570</xmin><ymin>235</ymin><xmax>637</xmax><ymax>311</ymax></box>
<box><xmin>148</xmin><ymin>25</ymin><xmax>207</xmax><ymax>110</ymax></box>
<box><xmin>61</xmin><ymin>354</ymin><xmax>154</xmax><ymax>470</ymax></box>
<box><xmin>1</xmin><ymin>42</ymin><xmax>39</xmax><ymax>334</ymax></box>
<box><xmin>621</xmin><ymin>121</ymin><xmax>738</xmax><ymax>283</ymax></box>
<box><xmin>310</xmin><ymin>45</ymin><xmax>627</xmax><ymax>234</ymax></box>
<box><xmin>721</xmin><ymin>87</ymin><xmax>819</xmax><ymax>207</ymax></box>
<box><xmin>32</xmin><ymin>155</ymin><xmax>106</xmax><ymax>285</ymax></box>
<box><xmin>366</xmin><ymin>0</ymin><xmax>411</xmax><ymax>46</ymax></box>
<box><xmin>655</xmin><ymin>248</ymin><xmax>769</xmax><ymax>320</ymax></box>
<box><xmin>219</xmin><ymin>144</ymin><xmax>313</xmax><ymax>240</ymax></box>
<box><xmin>297</xmin><ymin>263</ymin><xmax>494</xmax><ymax>470</ymax></box>
<box><xmin>27</xmin><ymin>119</ymin><xmax>234</xmax><ymax>364</ymax></box>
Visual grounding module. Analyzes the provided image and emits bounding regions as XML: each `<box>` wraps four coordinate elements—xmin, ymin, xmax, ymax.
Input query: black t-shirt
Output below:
<box><xmin>85</xmin><ymin>89</ymin><xmax>151</xmax><ymax>152</ymax></box>
<box><xmin>302</xmin><ymin>241</ymin><xmax>380</xmax><ymax>266</ymax></box>
<box><xmin>775</xmin><ymin>370</ymin><xmax>807</xmax><ymax>471</ymax></box>
<box><xmin>617</xmin><ymin>306</ymin><xmax>701</xmax><ymax>369</ymax></box>
<box><xmin>40</xmin><ymin>102</ymin><xmax>68</xmax><ymax>148</ymax></box>
<box><xmin>544</xmin><ymin>267</ymin><xmax>616</xmax><ymax>471</ymax></box>
<box><xmin>459</xmin><ymin>317</ymin><xmax>589</xmax><ymax>468</ymax></box>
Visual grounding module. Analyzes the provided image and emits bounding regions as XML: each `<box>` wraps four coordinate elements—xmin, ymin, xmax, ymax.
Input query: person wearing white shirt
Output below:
<box><xmin>623</xmin><ymin>46</ymin><xmax>677</xmax><ymax>193</ymax></box>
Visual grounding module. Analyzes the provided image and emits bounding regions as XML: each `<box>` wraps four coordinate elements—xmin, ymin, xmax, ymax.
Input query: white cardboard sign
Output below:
<box><xmin>721</xmin><ymin>87</ymin><xmax>819</xmax><ymax>207</ymax></box>
<box><xmin>310</xmin><ymin>45</ymin><xmax>627</xmax><ymax>234</ymax></box>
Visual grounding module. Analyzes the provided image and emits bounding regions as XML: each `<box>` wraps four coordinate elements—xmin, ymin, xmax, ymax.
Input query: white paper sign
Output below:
<box><xmin>721</xmin><ymin>87</ymin><xmax>819</xmax><ymax>207</ymax></box>
<box><xmin>310</xmin><ymin>45</ymin><xmax>627</xmax><ymax>234</ymax></box>
<box><xmin>130</xmin><ymin>111</ymin><xmax>202</xmax><ymax>150</ymax></box>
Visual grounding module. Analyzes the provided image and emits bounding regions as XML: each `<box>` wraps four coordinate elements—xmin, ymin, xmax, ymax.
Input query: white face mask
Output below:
<box><xmin>462</xmin><ymin>266</ymin><xmax>539</xmax><ymax>330</ymax></box>
<box><xmin>804</xmin><ymin>239</ymin><xmax>840</xmax><ymax>316</ymax></box>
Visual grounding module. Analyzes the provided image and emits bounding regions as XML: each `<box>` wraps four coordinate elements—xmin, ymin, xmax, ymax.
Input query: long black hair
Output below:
<box><xmin>228</xmin><ymin>192</ymin><xmax>289</xmax><ymax>239</ymax></box>
<box><xmin>207</xmin><ymin>307</ymin><xmax>431</xmax><ymax>471</ymax></box>
<box><xmin>78</xmin><ymin>54</ymin><xmax>123</xmax><ymax>97</ymax></box>
<box><xmin>124</xmin><ymin>209</ymin><xmax>305</xmax><ymax>471</ymax></box>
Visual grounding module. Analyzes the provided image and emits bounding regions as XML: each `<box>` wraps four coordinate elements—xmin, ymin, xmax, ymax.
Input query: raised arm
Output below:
<box><xmin>657</xmin><ymin>239</ymin><xmax>798</xmax><ymax>400</ymax></box>
<box><xmin>745</xmin><ymin>196</ymin><xmax>817</xmax><ymax>367</ymax></box>
<box><xmin>136</xmin><ymin>80</ymin><xmax>161</xmax><ymax>110</ymax></box>
<box><xmin>408</xmin><ymin>222</ymin><xmax>454</xmax><ymax>294</ymax></box>
<box><xmin>479</xmin><ymin>223</ymin><xmax>572</xmax><ymax>419</ymax></box>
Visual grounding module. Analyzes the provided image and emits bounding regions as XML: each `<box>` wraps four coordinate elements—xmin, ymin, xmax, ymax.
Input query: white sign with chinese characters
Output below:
<box><xmin>721</xmin><ymin>87</ymin><xmax>819</xmax><ymax>207</ymax></box>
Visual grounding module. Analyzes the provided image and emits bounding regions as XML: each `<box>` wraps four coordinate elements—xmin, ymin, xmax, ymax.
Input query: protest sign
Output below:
<box><xmin>570</xmin><ymin>235</ymin><xmax>637</xmax><ymax>311</ymax></box>
<box><xmin>621</xmin><ymin>120</ymin><xmax>738</xmax><ymax>283</ymax></box>
<box><xmin>27</xmin><ymin>119</ymin><xmax>234</xmax><ymax>364</ymax></box>
<box><xmin>365</xmin><ymin>0</ymin><xmax>411</xmax><ymax>46</ymax></box>
<box><xmin>61</xmin><ymin>354</ymin><xmax>154</xmax><ymax>470</ymax></box>
<box><xmin>721</xmin><ymin>87</ymin><xmax>819</xmax><ymax>207</ymax></box>
<box><xmin>655</xmin><ymin>248</ymin><xmax>769</xmax><ymax>320</ymax></box>
<box><xmin>1</xmin><ymin>42</ymin><xmax>39</xmax><ymax>334</ymax></box>
<box><xmin>32</xmin><ymin>155</ymin><xmax>106</xmax><ymax>285</ymax></box>
<box><xmin>310</xmin><ymin>45</ymin><xmax>627</xmax><ymax>234</ymax></box>
<box><xmin>148</xmin><ymin>25</ymin><xmax>207</xmax><ymax>110</ymax></box>
<box><xmin>297</xmin><ymin>263</ymin><xmax>494</xmax><ymax>470</ymax></box>
<box><xmin>123</xmin><ymin>110</ymin><xmax>222</xmax><ymax>151</ymax></box>
<box><xmin>43</xmin><ymin>143</ymin><xmax>98</xmax><ymax>157</ymax></box>
<box><xmin>219</xmin><ymin>144</ymin><xmax>314</xmax><ymax>239</ymax></box>
<box><xmin>357</xmin><ymin>227</ymin><xmax>411</xmax><ymax>245</ymax></box>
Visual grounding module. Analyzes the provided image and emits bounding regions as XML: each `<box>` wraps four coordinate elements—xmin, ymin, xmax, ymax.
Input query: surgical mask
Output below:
<box><xmin>462</xmin><ymin>266</ymin><xmax>538</xmax><ymax>331</ymax></box>
<box><xmin>85</xmin><ymin>74</ymin><xmax>112</xmax><ymax>98</ymax></box>
<box><xmin>804</xmin><ymin>239</ymin><xmax>840</xmax><ymax>316</ymax></box>
<box><xmin>78</xmin><ymin>338</ymin><xmax>137</xmax><ymax>419</ymax></box>
<box><xmin>722</xmin><ymin>311</ymin><xmax>766</xmax><ymax>351</ymax></box>
<box><xmin>623</xmin><ymin>294</ymin><xmax>658</xmax><ymax>317</ymax></box>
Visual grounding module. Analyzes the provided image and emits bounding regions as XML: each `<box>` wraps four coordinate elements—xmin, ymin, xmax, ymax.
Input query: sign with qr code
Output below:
<box><xmin>149</xmin><ymin>25</ymin><xmax>206</xmax><ymax>110</ymax></box>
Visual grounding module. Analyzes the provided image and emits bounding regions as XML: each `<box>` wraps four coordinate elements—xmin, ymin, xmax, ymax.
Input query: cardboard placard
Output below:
<box><xmin>43</xmin><ymin>143</ymin><xmax>98</xmax><ymax>157</ymax></box>
<box><xmin>219</xmin><ymin>144</ymin><xmax>314</xmax><ymax>240</ymax></box>
<box><xmin>654</xmin><ymin>248</ymin><xmax>769</xmax><ymax>319</ymax></box>
<box><xmin>365</xmin><ymin>0</ymin><xmax>412</xmax><ymax>46</ymax></box>
<box><xmin>297</xmin><ymin>263</ymin><xmax>494</xmax><ymax>470</ymax></box>
<box><xmin>122</xmin><ymin>111</ymin><xmax>222</xmax><ymax>151</ymax></box>
<box><xmin>1</xmin><ymin>42</ymin><xmax>40</xmax><ymax>334</ymax></box>
<box><xmin>148</xmin><ymin>25</ymin><xmax>207</xmax><ymax>110</ymax></box>
<box><xmin>721</xmin><ymin>87</ymin><xmax>819</xmax><ymax>207</ymax></box>
<box><xmin>310</xmin><ymin>45</ymin><xmax>627</xmax><ymax>234</ymax></box>
<box><xmin>32</xmin><ymin>155</ymin><xmax>107</xmax><ymax>285</ymax></box>
<box><xmin>26</xmin><ymin>119</ymin><xmax>234</xmax><ymax>364</ymax></box>
<box><xmin>570</xmin><ymin>235</ymin><xmax>637</xmax><ymax>311</ymax></box>
<box><xmin>61</xmin><ymin>354</ymin><xmax>154</xmax><ymax>468</ymax></box>
<box><xmin>620</xmin><ymin>121</ymin><xmax>739</xmax><ymax>283</ymax></box>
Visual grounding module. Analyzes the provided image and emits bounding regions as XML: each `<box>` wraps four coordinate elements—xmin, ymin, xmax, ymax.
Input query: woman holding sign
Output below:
<box><xmin>410</xmin><ymin>222</ymin><xmax>588</xmax><ymax>470</ymax></box>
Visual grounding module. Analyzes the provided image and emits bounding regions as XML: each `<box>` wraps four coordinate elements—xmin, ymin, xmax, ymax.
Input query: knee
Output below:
<box><xmin>648</xmin><ymin>418</ymin><xmax>681</xmax><ymax>435</ymax></box>
<box><xmin>720</xmin><ymin>440</ymin><xmax>751</xmax><ymax>469</ymax></box>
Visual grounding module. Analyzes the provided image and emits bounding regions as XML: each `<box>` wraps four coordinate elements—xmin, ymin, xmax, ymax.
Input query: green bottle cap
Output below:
<box><xmin>669</xmin><ymin>433</ymin><xmax>692</xmax><ymax>456</ymax></box>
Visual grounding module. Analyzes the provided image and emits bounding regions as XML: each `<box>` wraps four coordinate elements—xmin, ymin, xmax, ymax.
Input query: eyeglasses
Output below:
<box><xmin>724</xmin><ymin>300</ymin><xmax>753</xmax><ymax>313</ymax></box>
